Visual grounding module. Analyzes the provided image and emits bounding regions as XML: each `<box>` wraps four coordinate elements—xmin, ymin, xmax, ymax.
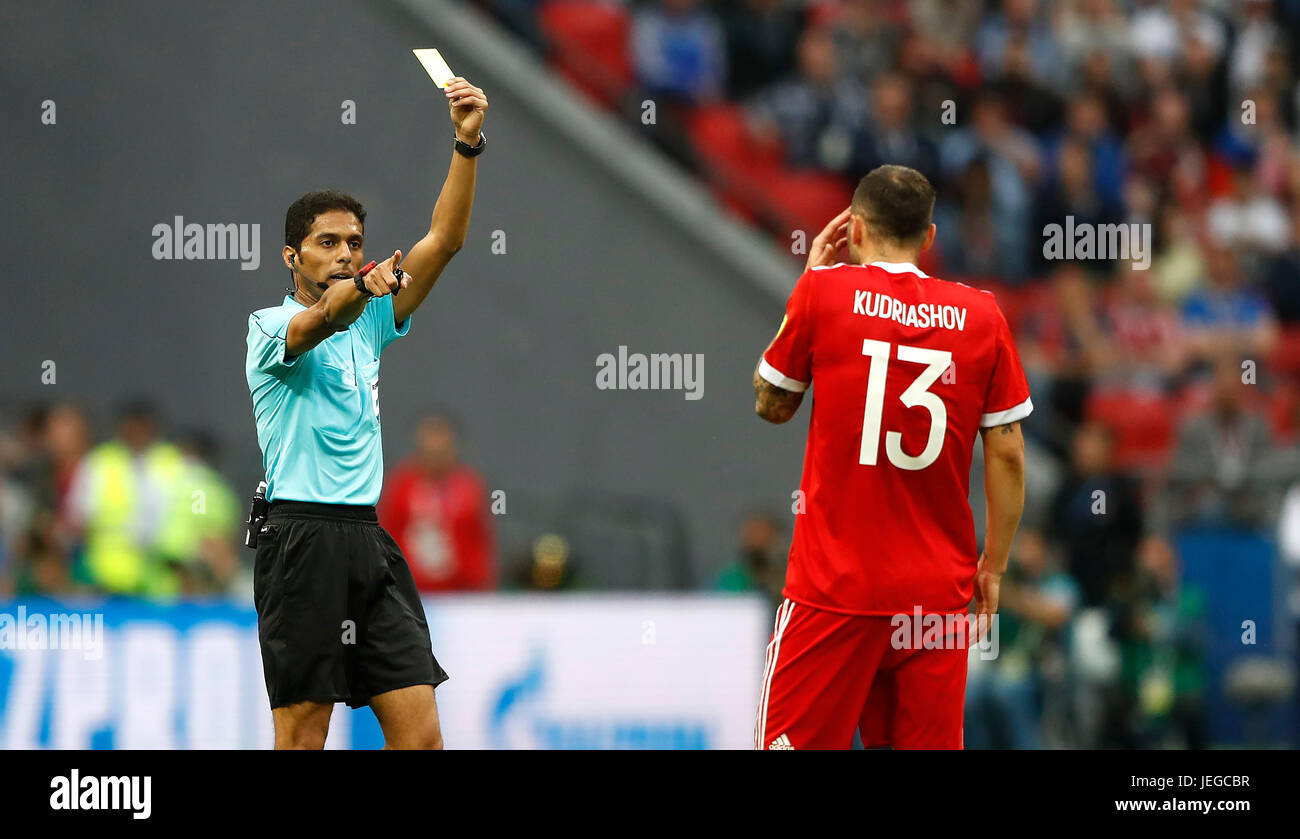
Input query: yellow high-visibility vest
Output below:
<box><xmin>81</xmin><ymin>441</ymin><xmax>186</xmax><ymax>597</ymax></box>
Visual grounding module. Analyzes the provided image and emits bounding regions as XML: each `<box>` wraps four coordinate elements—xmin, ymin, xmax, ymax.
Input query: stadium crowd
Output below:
<box><xmin>0</xmin><ymin>404</ymin><xmax>504</xmax><ymax>602</ymax></box>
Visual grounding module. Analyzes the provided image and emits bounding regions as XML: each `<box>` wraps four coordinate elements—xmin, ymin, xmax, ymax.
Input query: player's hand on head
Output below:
<box><xmin>805</xmin><ymin>207</ymin><xmax>852</xmax><ymax>273</ymax></box>
<box><xmin>445</xmin><ymin>77</ymin><xmax>488</xmax><ymax>141</ymax></box>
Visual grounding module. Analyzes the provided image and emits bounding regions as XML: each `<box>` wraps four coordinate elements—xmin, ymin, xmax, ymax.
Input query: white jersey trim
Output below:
<box><xmin>809</xmin><ymin>261</ymin><xmax>931</xmax><ymax>279</ymax></box>
<box><xmin>759</xmin><ymin>358</ymin><xmax>809</xmax><ymax>393</ymax></box>
<box><xmin>980</xmin><ymin>396</ymin><xmax>1034</xmax><ymax>428</ymax></box>
<box><xmin>754</xmin><ymin>599</ymin><xmax>796</xmax><ymax>749</ymax></box>
<box><xmin>870</xmin><ymin>260</ymin><xmax>929</xmax><ymax>278</ymax></box>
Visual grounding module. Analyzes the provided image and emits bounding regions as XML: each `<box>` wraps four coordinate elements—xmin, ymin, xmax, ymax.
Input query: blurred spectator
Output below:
<box><xmin>746</xmin><ymin>25</ymin><xmax>867</xmax><ymax>171</ymax></box>
<box><xmin>1180</xmin><ymin>26</ymin><xmax>1229</xmax><ymax>142</ymax></box>
<box><xmin>1015</xmin><ymin>263</ymin><xmax>1107</xmax><ymax>452</ymax></box>
<box><xmin>1077</xmin><ymin>46</ymin><xmax>1133</xmax><ymax>132</ymax></box>
<box><xmin>1115</xmin><ymin>535</ymin><xmax>1210</xmax><ymax>748</ymax></box>
<box><xmin>631</xmin><ymin>0</ymin><xmax>727</xmax><ymax>103</ymax></box>
<box><xmin>1054</xmin><ymin>0</ymin><xmax>1130</xmax><ymax>81</ymax></box>
<box><xmin>939</xmin><ymin>92</ymin><xmax>1039</xmax><ymax>280</ymax></box>
<box><xmin>1128</xmin><ymin>0</ymin><xmax>1225</xmax><ymax>67</ymax></box>
<box><xmin>906</xmin><ymin>0</ymin><xmax>983</xmax><ymax>71</ymax></box>
<box><xmin>1180</xmin><ymin>245</ymin><xmax>1279</xmax><ymax>367</ymax></box>
<box><xmin>379</xmin><ymin>414</ymin><xmax>497</xmax><ymax>592</ymax></box>
<box><xmin>43</xmin><ymin>404</ymin><xmax>91</xmax><ymax>512</ymax></box>
<box><xmin>1262</xmin><ymin>208</ymin><xmax>1300</xmax><ymax>323</ymax></box>
<box><xmin>1048</xmin><ymin>421</ymin><xmax>1143</xmax><ymax>608</ymax></box>
<box><xmin>0</xmin><ymin>403</ymin><xmax>90</xmax><ymax>595</ymax></box>
<box><xmin>965</xmin><ymin>529</ymin><xmax>1078</xmax><ymax>749</ymax></box>
<box><xmin>1206</xmin><ymin>155</ymin><xmax>1291</xmax><ymax>257</ymax></box>
<box><xmin>62</xmin><ymin>400</ymin><xmax>189</xmax><ymax>598</ymax></box>
<box><xmin>847</xmin><ymin>72</ymin><xmax>939</xmax><ymax>182</ymax></box>
<box><xmin>714</xmin><ymin>509</ymin><xmax>786</xmax><ymax>608</ymax></box>
<box><xmin>1125</xmin><ymin>88</ymin><xmax>1209</xmax><ymax>209</ymax></box>
<box><xmin>989</xmin><ymin>27</ymin><xmax>1066</xmax><ymax>134</ymax></box>
<box><xmin>933</xmin><ymin>155</ymin><xmax>1005</xmax><ymax>278</ymax></box>
<box><xmin>893</xmin><ymin>28</ymin><xmax>966</xmax><ymax>144</ymax></box>
<box><xmin>173</xmin><ymin>430</ymin><xmax>242</xmax><ymax>597</ymax></box>
<box><xmin>508</xmin><ymin>533</ymin><xmax>583</xmax><ymax>591</ymax></box>
<box><xmin>1150</xmin><ymin>200</ymin><xmax>1207</xmax><ymax>305</ymax></box>
<box><xmin>1031</xmin><ymin>138</ymin><xmax>1124</xmax><ymax>275</ymax></box>
<box><xmin>1043</xmin><ymin>93</ymin><xmax>1126</xmax><ymax>209</ymax></box>
<box><xmin>829</xmin><ymin>0</ymin><xmax>902</xmax><ymax>85</ymax></box>
<box><xmin>1217</xmin><ymin>86</ymin><xmax>1295</xmax><ymax>203</ymax></box>
<box><xmin>1094</xmin><ymin>264</ymin><xmax>1187</xmax><ymax>392</ymax></box>
<box><xmin>719</xmin><ymin>0</ymin><xmax>804</xmax><ymax>100</ymax></box>
<box><xmin>975</xmin><ymin>0</ymin><xmax>1066</xmax><ymax>92</ymax></box>
<box><xmin>1159</xmin><ymin>354</ymin><xmax>1279</xmax><ymax>531</ymax></box>
<box><xmin>1229</xmin><ymin>0</ymin><xmax>1285</xmax><ymax>99</ymax></box>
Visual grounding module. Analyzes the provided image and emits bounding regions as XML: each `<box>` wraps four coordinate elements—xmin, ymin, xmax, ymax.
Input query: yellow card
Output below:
<box><xmin>412</xmin><ymin>48</ymin><xmax>456</xmax><ymax>89</ymax></box>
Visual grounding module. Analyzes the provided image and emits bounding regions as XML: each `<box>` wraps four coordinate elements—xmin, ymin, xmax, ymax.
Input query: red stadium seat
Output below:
<box><xmin>1268</xmin><ymin>383</ymin><xmax>1298</xmax><ymax>442</ymax></box>
<box><xmin>1085</xmin><ymin>388</ymin><xmax>1177</xmax><ymax>471</ymax></box>
<box><xmin>685</xmin><ymin>104</ymin><xmax>784</xmax><ymax>220</ymax></box>
<box><xmin>538</xmin><ymin>1</ymin><xmax>633</xmax><ymax>107</ymax></box>
<box><xmin>755</xmin><ymin>169</ymin><xmax>855</xmax><ymax>243</ymax></box>
<box><xmin>1269</xmin><ymin>325</ymin><xmax>1300</xmax><ymax>383</ymax></box>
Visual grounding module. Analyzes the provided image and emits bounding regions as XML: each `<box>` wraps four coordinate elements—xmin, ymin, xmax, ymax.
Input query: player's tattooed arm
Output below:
<box><xmin>979</xmin><ymin>419</ymin><xmax>1026</xmax><ymax>581</ymax></box>
<box><xmin>753</xmin><ymin>362</ymin><xmax>804</xmax><ymax>424</ymax></box>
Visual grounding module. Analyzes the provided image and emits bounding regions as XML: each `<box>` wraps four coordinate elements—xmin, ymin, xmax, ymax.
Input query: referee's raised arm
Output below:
<box><xmin>391</xmin><ymin>76</ymin><xmax>489</xmax><ymax>326</ymax></box>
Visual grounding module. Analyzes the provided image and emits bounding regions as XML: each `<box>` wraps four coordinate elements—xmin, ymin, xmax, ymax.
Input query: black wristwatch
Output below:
<box><xmin>454</xmin><ymin>132</ymin><xmax>486</xmax><ymax>158</ymax></box>
<box><xmin>353</xmin><ymin>267</ymin><xmax>405</xmax><ymax>298</ymax></box>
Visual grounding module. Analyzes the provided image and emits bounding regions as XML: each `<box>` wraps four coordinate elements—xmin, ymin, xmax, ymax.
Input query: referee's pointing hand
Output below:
<box><xmin>362</xmin><ymin>249</ymin><xmax>407</xmax><ymax>297</ymax></box>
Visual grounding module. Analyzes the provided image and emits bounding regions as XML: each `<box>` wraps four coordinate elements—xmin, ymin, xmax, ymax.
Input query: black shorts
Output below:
<box><xmin>252</xmin><ymin>500</ymin><xmax>448</xmax><ymax>710</ymax></box>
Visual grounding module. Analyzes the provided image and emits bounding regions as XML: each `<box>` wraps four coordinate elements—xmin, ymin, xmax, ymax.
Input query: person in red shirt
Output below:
<box><xmin>378</xmin><ymin>414</ymin><xmax>496</xmax><ymax>592</ymax></box>
<box><xmin>752</xmin><ymin>165</ymin><xmax>1030</xmax><ymax>750</ymax></box>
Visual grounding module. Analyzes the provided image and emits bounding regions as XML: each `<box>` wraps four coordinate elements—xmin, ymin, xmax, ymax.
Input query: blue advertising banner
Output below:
<box><xmin>0</xmin><ymin>594</ymin><xmax>769</xmax><ymax>749</ymax></box>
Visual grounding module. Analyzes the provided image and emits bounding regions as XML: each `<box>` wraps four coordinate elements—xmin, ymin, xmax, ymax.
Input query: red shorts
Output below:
<box><xmin>755</xmin><ymin>598</ymin><xmax>970</xmax><ymax>750</ymax></box>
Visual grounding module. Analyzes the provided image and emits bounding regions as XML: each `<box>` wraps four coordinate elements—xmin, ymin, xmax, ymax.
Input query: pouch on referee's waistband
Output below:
<box><xmin>244</xmin><ymin>480</ymin><xmax>269</xmax><ymax>549</ymax></box>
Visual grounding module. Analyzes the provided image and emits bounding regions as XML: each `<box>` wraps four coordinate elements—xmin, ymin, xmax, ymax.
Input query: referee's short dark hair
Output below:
<box><xmin>851</xmin><ymin>165</ymin><xmax>936</xmax><ymax>245</ymax></box>
<box><xmin>284</xmin><ymin>190</ymin><xmax>367</xmax><ymax>250</ymax></box>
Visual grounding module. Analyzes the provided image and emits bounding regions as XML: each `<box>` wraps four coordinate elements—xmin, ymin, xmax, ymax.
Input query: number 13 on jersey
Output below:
<box><xmin>859</xmin><ymin>339</ymin><xmax>952</xmax><ymax>471</ymax></box>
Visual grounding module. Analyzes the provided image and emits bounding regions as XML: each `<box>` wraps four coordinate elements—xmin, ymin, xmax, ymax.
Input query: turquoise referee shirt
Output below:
<box><xmin>246</xmin><ymin>293</ymin><xmax>410</xmax><ymax>505</ymax></box>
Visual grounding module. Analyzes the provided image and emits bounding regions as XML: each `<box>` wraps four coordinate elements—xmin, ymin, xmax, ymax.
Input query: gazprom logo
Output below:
<box><xmin>489</xmin><ymin>649</ymin><xmax>711</xmax><ymax>749</ymax></box>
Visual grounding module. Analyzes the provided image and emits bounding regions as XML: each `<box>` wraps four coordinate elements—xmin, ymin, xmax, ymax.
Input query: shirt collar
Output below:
<box><xmin>284</xmin><ymin>293</ymin><xmax>307</xmax><ymax>309</ymax></box>
<box><xmin>870</xmin><ymin>261</ymin><xmax>929</xmax><ymax>278</ymax></box>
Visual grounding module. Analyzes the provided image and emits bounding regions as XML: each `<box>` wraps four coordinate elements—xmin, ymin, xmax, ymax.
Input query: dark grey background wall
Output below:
<box><xmin>0</xmin><ymin>0</ymin><xmax>809</xmax><ymax>585</ymax></box>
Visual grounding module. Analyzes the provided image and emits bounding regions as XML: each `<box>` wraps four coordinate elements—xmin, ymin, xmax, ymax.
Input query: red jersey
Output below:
<box><xmin>377</xmin><ymin>462</ymin><xmax>496</xmax><ymax>592</ymax></box>
<box><xmin>761</xmin><ymin>261</ymin><xmax>1032</xmax><ymax>615</ymax></box>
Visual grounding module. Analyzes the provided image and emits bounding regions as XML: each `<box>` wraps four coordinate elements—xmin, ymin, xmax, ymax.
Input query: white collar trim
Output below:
<box><xmin>870</xmin><ymin>261</ymin><xmax>929</xmax><ymax>278</ymax></box>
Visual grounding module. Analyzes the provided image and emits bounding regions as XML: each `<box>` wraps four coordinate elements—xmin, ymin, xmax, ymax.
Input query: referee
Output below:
<box><xmin>244</xmin><ymin>78</ymin><xmax>488</xmax><ymax>749</ymax></box>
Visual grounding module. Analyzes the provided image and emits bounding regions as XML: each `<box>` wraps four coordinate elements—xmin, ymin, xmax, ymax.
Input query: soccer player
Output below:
<box><xmin>752</xmin><ymin>165</ymin><xmax>1030</xmax><ymax>750</ymax></box>
<box><xmin>244</xmin><ymin>78</ymin><xmax>488</xmax><ymax>749</ymax></box>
